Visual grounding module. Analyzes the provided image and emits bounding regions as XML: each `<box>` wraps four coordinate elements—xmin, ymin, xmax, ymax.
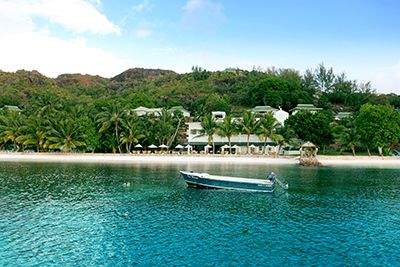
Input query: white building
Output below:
<box><xmin>132</xmin><ymin>106</ymin><xmax>190</xmax><ymax>118</ymax></box>
<box><xmin>249</xmin><ymin>106</ymin><xmax>289</xmax><ymax>126</ymax></box>
<box><xmin>289</xmin><ymin>104</ymin><xmax>322</xmax><ymax>115</ymax></box>
<box><xmin>169</xmin><ymin>106</ymin><xmax>191</xmax><ymax>118</ymax></box>
<box><xmin>186</xmin><ymin>110</ymin><xmax>280</xmax><ymax>154</ymax></box>
<box><xmin>133</xmin><ymin>106</ymin><xmax>162</xmax><ymax>116</ymax></box>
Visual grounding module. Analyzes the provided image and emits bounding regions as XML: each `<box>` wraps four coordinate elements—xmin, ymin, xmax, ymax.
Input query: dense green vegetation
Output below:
<box><xmin>1</xmin><ymin>64</ymin><xmax>400</xmax><ymax>155</ymax></box>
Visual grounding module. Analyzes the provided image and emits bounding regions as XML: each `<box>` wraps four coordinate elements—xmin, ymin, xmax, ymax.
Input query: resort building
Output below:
<box><xmin>186</xmin><ymin>121</ymin><xmax>272</xmax><ymax>153</ymax></box>
<box><xmin>133</xmin><ymin>106</ymin><xmax>162</xmax><ymax>117</ymax></box>
<box><xmin>168</xmin><ymin>106</ymin><xmax>191</xmax><ymax>118</ymax></box>
<box><xmin>1</xmin><ymin>105</ymin><xmax>22</xmax><ymax>113</ymax></box>
<box><xmin>249</xmin><ymin>106</ymin><xmax>289</xmax><ymax>126</ymax></box>
<box><xmin>289</xmin><ymin>104</ymin><xmax>322</xmax><ymax>115</ymax></box>
<box><xmin>334</xmin><ymin>112</ymin><xmax>352</xmax><ymax>121</ymax></box>
<box><xmin>133</xmin><ymin>106</ymin><xmax>190</xmax><ymax>118</ymax></box>
<box><xmin>211</xmin><ymin>111</ymin><xmax>226</xmax><ymax>122</ymax></box>
<box><xmin>186</xmin><ymin>109</ymin><xmax>280</xmax><ymax>154</ymax></box>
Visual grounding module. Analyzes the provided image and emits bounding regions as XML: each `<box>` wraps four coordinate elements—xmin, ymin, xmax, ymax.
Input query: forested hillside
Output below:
<box><xmin>1</xmin><ymin>64</ymin><xmax>400</xmax><ymax>154</ymax></box>
<box><xmin>2</xmin><ymin>64</ymin><xmax>399</xmax><ymax>117</ymax></box>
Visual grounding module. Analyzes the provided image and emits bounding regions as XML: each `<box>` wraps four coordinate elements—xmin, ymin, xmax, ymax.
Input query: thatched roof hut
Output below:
<box><xmin>300</xmin><ymin>141</ymin><xmax>318</xmax><ymax>158</ymax></box>
<box><xmin>299</xmin><ymin>141</ymin><xmax>321</xmax><ymax>166</ymax></box>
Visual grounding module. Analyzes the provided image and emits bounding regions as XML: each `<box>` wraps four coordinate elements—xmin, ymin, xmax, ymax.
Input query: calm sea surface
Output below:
<box><xmin>0</xmin><ymin>161</ymin><xmax>399</xmax><ymax>266</ymax></box>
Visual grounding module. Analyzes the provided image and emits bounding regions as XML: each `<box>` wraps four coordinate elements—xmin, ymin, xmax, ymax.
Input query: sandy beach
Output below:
<box><xmin>0</xmin><ymin>152</ymin><xmax>297</xmax><ymax>165</ymax></box>
<box><xmin>0</xmin><ymin>152</ymin><xmax>399</xmax><ymax>166</ymax></box>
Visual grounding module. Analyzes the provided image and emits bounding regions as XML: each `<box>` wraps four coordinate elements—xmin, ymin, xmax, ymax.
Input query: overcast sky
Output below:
<box><xmin>0</xmin><ymin>0</ymin><xmax>399</xmax><ymax>93</ymax></box>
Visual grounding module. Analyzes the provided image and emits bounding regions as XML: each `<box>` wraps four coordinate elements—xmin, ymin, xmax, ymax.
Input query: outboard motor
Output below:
<box><xmin>267</xmin><ymin>172</ymin><xmax>289</xmax><ymax>190</ymax></box>
<box><xmin>266</xmin><ymin>172</ymin><xmax>276</xmax><ymax>182</ymax></box>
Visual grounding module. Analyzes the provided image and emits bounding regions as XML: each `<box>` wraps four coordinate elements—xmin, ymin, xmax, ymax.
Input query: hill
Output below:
<box><xmin>0</xmin><ymin>65</ymin><xmax>399</xmax><ymax>117</ymax></box>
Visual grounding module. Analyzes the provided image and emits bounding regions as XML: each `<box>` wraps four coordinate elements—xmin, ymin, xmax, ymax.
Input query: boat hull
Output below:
<box><xmin>180</xmin><ymin>171</ymin><xmax>275</xmax><ymax>192</ymax></box>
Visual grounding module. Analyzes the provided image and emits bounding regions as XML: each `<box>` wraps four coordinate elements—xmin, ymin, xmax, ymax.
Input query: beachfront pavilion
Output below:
<box><xmin>186</xmin><ymin>121</ymin><xmax>279</xmax><ymax>154</ymax></box>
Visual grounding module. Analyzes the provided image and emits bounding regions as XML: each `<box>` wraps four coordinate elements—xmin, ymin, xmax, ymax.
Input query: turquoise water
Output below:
<box><xmin>0</xmin><ymin>162</ymin><xmax>400</xmax><ymax>266</ymax></box>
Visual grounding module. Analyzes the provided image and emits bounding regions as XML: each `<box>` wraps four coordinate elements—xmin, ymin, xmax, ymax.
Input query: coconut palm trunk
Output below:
<box><xmin>115</xmin><ymin>123</ymin><xmax>122</xmax><ymax>154</ymax></box>
<box><xmin>263</xmin><ymin>136</ymin><xmax>268</xmax><ymax>155</ymax></box>
<box><xmin>246</xmin><ymin>134</ymin><xmax>250</xmax><ymax>154</ymax></box>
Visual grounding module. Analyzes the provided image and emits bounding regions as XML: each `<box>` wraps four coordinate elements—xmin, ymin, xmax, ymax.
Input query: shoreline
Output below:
<box><xmin>0</xmin><ymin>152</ymin><xmax>297</xmax><ymax>165</ymax></box>
<box><xmin>0</xmin><ymin>152</ymin><xmax>399</xmax><ymax>166</ymax></box>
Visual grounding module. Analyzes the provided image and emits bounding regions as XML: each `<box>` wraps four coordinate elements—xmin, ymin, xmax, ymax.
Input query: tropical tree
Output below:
<box><xmin>256</xmin><ymin>113</ymin><xmax>281</xmax><ymax>154</ymax></box>
<box><xmin>166</xmin><ymin>110</ymin><xmax>186</xmax><ymax>148</ymax></box>
<box><xmin>239</xmin><ymin>111</ymin><xmax>259</xmax><ymax>154</ymax></box>
<box><xmin>120</xmin><ymin>113</ymin><xmax>141</xmax><ymax>153</ymax></box>
<box><xmin>97</xmin><ymin>103</ymin><xmax>127</xmax><ymax>153</ymax></box>
<box><xmin>331</xmin><ymin>119</ymin><xmax>361</xmax><ymax>156</ymax></box>
<box><xmin>30</xmin><ymin>91</ymin><xmax>64</xmax><ymax>117</ymax></box>
<box><xmin>355</xmin><ymin>103</ymin><xmax>400</xmax><ymax>155</ymax></box>
<box><xmin>285</xmin><ymin>111</ymin><xmax>333</xmax><ymax>152</ymax></box>
<box><xmin>46</xmin><ymin>118</ymin><xmax>87</xmax><ymax>152</ymax></box>
<box><xmin>199</xmin><ymin>113</ymin><xmax>217</xmax><ymax>154</ymax></box>
<box><xmin>138</xmin><ymin>113</ymin><xmax>157</xmax><ymax>148</ymax></box>
<box><xmin>341</xmin><ymin>127</ymin><xmax>360</xmax><ymax>156</ymax></box>
<box><xmin>154</xmin><ymin>109</ymin><xmax>175</xmax><ymax>147</ymax></box>
<box><xmin>270</xmin><ymin>133</ymin><xmax>285</xmax><ymax>156</ymax></box>
<box><xmin>217</xmin><ymin>115</ymin><xmax>238</xmax><ymax>153</ymax></box>
<box><xmin>78</xmin><ymin>116</ymin><xmax>99</xmax><ymax>153</ymax></box>
<box><xmin>16</xmin><ymin>116</ymin><xmax>49</xmax><ymax>152</ymax></box>
<box><xmin>0</xmin><ymin>111</ymin><xmax>24</xmax><ymax>151</ymax></box>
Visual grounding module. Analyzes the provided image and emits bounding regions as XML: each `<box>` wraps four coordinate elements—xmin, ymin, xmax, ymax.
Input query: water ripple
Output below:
<box><xmin>0</xmin><ymin>163</ymin><xmax>400</xmax><ymax>266</ymax></box>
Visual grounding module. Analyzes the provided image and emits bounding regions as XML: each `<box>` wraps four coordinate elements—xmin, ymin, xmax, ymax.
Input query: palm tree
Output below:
<box><xmin>97</xmin><ymin>103</ymin><xmax>127</xmax><ymax>153</ymax></box>
<box><xmin>138</xmin><ymin>113</ymin><xmax>157</xmax><ymax>149</ymax></box>
<box><xmin>46</xmin><ymin>118</ymin><xmax>87</xmax><ymax>152</ymax></box>
<box><xmin>155</xmin><ymin>109</ymin><xmax>175</xmax><ymax>146</ymax></box>
<box><xmin>270</xmin><ymin>133</ymin><xmax>285</xmax><ymax>156</ymax></box>
<box><xmin>120</xmin><ymin>113</ymin><xmax>141</xmax><ymax>153</ymax></box>
<box><xmin>217</xmin><ymin>115</ymin><xmax>238</xmax><ymax>153</ymax></box>
<box><xmin>16</xmin><ymin>116</ymin><xmax>50</xmax><ymax>152</ymax></box>
<box><xmin>199</xmin><ymin>113</ymin><xmax>217</xmax><ymax>154</ymax></box>
<box><xmin>166</xmin><ymin>110</ymin><xmax>186</xmax><ymax>148</ymax></box>
<box><xmin>0</xmin><ymin>111</ymin><xmax>24</xmax><ymax>151</ymax></box>
<box><xmin>257</xmin><ymin>113</ymin><xmax>281</xmax><ymax>154</ymax></box>
<box><xmin>340</xmin><ymin>127</ymin><xmax>360</xmax><ymax>156</ymax></box>
<box><xmin>32</xmin><ymin>92</ymin><xmax>64</xmax><ymax>117</ymax></box>
<box><xmin>239</xmin><ymin>111</ymin><xmax>259</xmax><ymax>154</ymax></box>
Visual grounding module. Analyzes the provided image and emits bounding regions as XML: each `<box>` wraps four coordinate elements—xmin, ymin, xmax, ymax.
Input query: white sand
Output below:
<box><xmin>0</xmin><ymin>152</ymin><xmax>297</xmax><ymax>165</ymax></box>
<box><xmin>0</xmin><ymin>152</ymin><xmax>399</xmax><ymax>166</ymax></box>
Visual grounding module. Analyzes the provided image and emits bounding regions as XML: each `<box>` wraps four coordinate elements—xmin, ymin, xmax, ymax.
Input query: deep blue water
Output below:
<box><xmin>0</xmin><ymin>161</ymin><xmax>400</xmax><ymax>266</ymax></box>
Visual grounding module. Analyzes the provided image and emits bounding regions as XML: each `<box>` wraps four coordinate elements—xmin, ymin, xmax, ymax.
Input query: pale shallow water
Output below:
<box><xmin>0</xmin><ymin>162</ymin><xmax>399</xmax><ymax>266</ymax></box>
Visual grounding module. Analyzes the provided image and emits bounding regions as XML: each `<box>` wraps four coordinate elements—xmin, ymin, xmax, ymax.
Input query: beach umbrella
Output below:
<box><xmin>249</xmin><ymin>144</ymin><xmax>257</xmax><ymax>148</ymax></box>
<box><xmin>134</xmin><ymin>144</ymin><xmax>143</xmax><ymax>148</ymax></box>
<box><xmin>175</xmin><ymin>144</ymin><xmax>184</xmax><ymax>149</ymax></box>
<box><xmin>232</xmin><ymin>145</ymin><xmax>241</xmax><ymax>154</ymax></box>
<box><xmin>204</xmin><ymin>144</ymin><xmax>212</xmax><ymax>149</ymax></box>
<box><xmin>185</xmin><ymin>144</ymin><xmax>193</xmax><ymax>154</ymax></box>
<box><xmin>221</xmin><ymin>144</ymin><xmax>231</xmax><ymax>149</ymax></box>
<box><xmin>148</xmin><ymin>144</ymin><xmax>157</xmax><ymax>149</ymax></box>
<box><xmin>159</xmin><ymin>144</ymin><xmax>169</xmax><ymax>149</ymax></box>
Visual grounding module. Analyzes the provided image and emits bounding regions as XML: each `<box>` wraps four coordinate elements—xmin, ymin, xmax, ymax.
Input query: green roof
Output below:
<box><xmin>249</xmin><ymin>106</ymin><xmax>277</xmax><ymax>113</ymax></box>
<box><xmin>290</xmin><ymin>104</ymin><xmax>322</xmax><ymax>112</ymax></box>
<box><xmin>3</xmin><ymin>105</ymin><xmax>22</xmax><ymax>112</ymax></box>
